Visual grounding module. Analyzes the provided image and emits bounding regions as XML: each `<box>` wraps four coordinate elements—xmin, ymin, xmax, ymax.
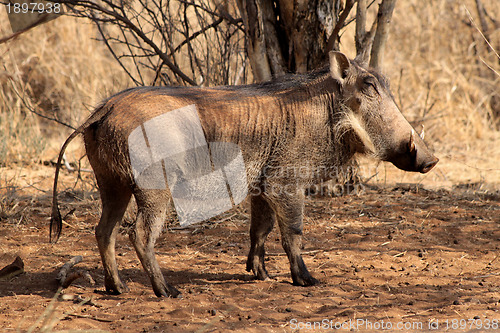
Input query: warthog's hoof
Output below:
<box><xmin>105</xmin><ymin>282</ymin><xmax>130</xmax><ymax>295</ymax></box>
<box><xmin>292</xmin><ymin>274</ymin><xmax>319</xmax><ymax>287</ymax></box>
<box><xmin>247</xmin><ymin>265</ymin><xmax>271</xmax><ymax>281</ymax></box>
<box><xmin>153</xmin><ymin>282</ymin><xmax>182</xmax><ymax>298</ymax></box>
<box><xmin>246</xmin><ymin>256</ymin><xmax>271</xmax><ymax>281</ymax></box>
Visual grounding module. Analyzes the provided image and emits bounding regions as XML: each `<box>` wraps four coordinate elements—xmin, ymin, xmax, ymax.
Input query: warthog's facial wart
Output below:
<box><xmin>128</xmin><ymin>104</ymin><xmax>248</xmax><ymax>226</ymax></box>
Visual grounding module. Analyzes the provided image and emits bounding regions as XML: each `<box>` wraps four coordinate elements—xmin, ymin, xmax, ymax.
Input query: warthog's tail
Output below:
<box><xmin>50</xmin><ymin>103</ymin><xmax>110</xmax><ymax>243</ymax></box>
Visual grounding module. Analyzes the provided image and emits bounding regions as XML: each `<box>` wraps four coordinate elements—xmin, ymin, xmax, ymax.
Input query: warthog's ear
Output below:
<box><xmin>329</xmin><ymin>51</ymin><xmax>350</xmax><ymax>84</ymax></box>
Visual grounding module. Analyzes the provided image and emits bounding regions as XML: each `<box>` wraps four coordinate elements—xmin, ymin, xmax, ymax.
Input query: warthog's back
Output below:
<box><xmin>82</xmin><ymin>85</ymin><xmax>295</xmax><ymax>187</ymax></box>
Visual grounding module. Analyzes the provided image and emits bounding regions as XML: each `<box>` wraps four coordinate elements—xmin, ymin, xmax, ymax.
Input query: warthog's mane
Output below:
<box><xmin>216</xmin><ymin>66</ymin><xmax>332</xmax><ymax>94</ymax></box>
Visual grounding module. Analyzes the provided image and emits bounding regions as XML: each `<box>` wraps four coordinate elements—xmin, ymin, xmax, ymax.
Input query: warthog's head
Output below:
<box><xmin>330</xmin><ymin>52</ymin><xmax>438</xmax><ymax>173</ymax></box>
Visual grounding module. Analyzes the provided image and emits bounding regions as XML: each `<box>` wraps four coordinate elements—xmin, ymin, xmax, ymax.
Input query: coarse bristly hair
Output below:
<box><xmin>334</xmin><ymin>102</ymin><xmax>378</xmax><ymax>158</ymax></box>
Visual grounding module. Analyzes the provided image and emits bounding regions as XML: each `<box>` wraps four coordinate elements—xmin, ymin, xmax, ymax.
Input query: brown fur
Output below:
<box><xmin>51</xmin><ymin>52</ymin><xmax>438</xmax><ymax>297</ymax></box>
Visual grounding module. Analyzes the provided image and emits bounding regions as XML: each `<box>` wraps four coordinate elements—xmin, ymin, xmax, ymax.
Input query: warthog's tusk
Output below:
<box><xmin>419</xmin><ymin>125</ymin><xmax>425</xmax><ymax>140</ymax></box>
<box><xmin>409</xmin><ymin>129</ymin><xmax>416</xmax><ymax>153</ymax></box>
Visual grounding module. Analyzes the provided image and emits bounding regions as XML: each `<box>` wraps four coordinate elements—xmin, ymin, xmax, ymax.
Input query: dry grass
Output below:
<box><xmin>388</xmin><ymin>2</ymin><xmax>499</xmax><ymax>140</ymax></box>
<box><xmin>0</xmin><ymin>0</ymin><xmax>498</xmax><ymax>186</ymax></box>
<box><xmin>0</xmin><ymin>13</ymin><xmax>130</xmax><ymax>165</ymax></box>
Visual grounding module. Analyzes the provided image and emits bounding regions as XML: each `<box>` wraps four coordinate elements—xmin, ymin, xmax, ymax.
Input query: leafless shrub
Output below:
<box><xmin>56</xmin><ymin>0</ymin><xmax>247</xmax><ymax>86</ymax></box>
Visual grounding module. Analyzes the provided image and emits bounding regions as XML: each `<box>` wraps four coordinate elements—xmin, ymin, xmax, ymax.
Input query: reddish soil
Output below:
<box><xmin>0</xmin><ymin>166</ymin><xmax>499</xmax><ymax>332</ymax></box>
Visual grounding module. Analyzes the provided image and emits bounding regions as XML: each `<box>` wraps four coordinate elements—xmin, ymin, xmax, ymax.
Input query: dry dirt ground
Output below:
<box><xmin>0</xmin><ymin>165</ymin><xmax>499</xmax><ymax>332</ymax></box>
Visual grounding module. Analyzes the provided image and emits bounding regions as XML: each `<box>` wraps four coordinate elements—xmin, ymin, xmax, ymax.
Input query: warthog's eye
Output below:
<box><xmin>362</xmin><ymin>76</ymin><xmax>378</xmax><ymax>95</ymax></box>
<box><xmin>362</xmin><ymin>77</ymin><xmax>377</xmax><ymax>92</ymax></box>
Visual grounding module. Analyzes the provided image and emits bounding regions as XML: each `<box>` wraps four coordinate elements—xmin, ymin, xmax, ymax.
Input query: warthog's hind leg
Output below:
<box><xmin>246</xmin><ymin>195</ymin><xmax>276</xmax><ymax>280</ymax></box>
<box><xmin>129</xmin><ymin>192</ymin><xmax>181</xmax><ymax>298</ymax></box>
<box><xmin>95</xmin><ymin>184</ymin><xmax>132</xmax><ymax>295</ymax></box>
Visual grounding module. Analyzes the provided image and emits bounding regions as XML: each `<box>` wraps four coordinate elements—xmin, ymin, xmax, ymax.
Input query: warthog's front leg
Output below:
<box><xmin>246</xmin><ymin>195</ymin><xmax>276</xmax><ymax>280</ymax></box>
<box><xmin>275</xmin><ymin>193</ymin><xmax>319</xmax><ymax>286</ymax></box>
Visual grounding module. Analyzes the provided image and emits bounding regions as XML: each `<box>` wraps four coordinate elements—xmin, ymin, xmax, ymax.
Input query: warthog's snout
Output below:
<box><xmin>387</xmin><ymin>129</ymin><xmax>439</xmax><ymax>174</ymax></box>
<box><xmin>420</xmin><ymin>156</ymin><xmax>439</xmax><ymax>173</ymax></box>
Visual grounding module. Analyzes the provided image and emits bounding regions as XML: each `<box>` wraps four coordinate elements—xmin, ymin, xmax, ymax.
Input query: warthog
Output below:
<box><xmin>51</xmin><ymin>52</ymin><xmax>438</xmax><ymax>298</ymax></box>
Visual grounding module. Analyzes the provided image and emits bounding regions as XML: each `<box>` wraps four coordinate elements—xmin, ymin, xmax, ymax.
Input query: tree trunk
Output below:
<box><xmin>235</xmin><ymin>0</ymin><xmax>274</xmax><ymax>81</ymax></box>
<box><xmin>369</xmin><ymin>0</ymin><xmax>397</xmax><ymax>69</ymax></box>
<box><xmin>236</xmin><ymin>0</ymin><xmax>339</xmax><ymax>81</ymax></box>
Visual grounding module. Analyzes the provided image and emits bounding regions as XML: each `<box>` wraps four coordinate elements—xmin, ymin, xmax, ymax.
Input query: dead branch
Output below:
<box><xmin>369</xmin><ymin>0</ymin><xmax>397</xmax><ymax>69</ymax></box>
<box><xmin>354</xmin><ymin>0</ymin><xmax>378</xmax><ymax>63</ymax></box>
<box><xmin>55</xmin><ymin>0</ymin><xmax>246</xmax><ymax>87</ymax></box>
<box><xmin>59</xmin><ymin>0</ymin><xmax>197</xmax><ymax>85</ymax></box>
<box><xmin>464</xmin><ymin>5</ymin><xmax>500</xmax><ymax>65</ymax></box>
<box><xmin>0</xmin><ymin>14</ymin><xmax>53</xmax><ymax>44</ymax></box>
<box><xmin>56</xmin><ymin>255</ymin><xmax>96</xmax><ymax>288</ymax></box>
<box><xmin>173</xmin><ymin>16</ymin><xmax>224</xmax><ymax>54</ymax></box>
<box><xmin>475</xmin><ymin>0</ymin><xmax>490</xmax><ymax>42</ymax></box>
<box><xmin>93</xmin><ymin>15</ymin><xmax>143</xmax><ymax>86</ymax></box>
<box><xmin>61</xmin><ymin>270</ymin><xmax>95</xmax><ymax>288</ymax></box>
<box><xmin>327</xmin><ymin>0</ymin><xmax>356</xmax><ymax>52</ymax></box>
<box><xmin>178</xmin><ymin>0</ymin><xmax>244</xmax><ymax>29</ymax></box>
<box><xmin>56</xmin><ymin>255</ymin><xmax>82</xmax><ymax>284</ymax></box>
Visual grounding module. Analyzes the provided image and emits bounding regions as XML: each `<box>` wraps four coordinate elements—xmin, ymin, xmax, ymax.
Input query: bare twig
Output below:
<box><xmin>464</xmin><ymin>5</ymin><xmax>500</xmax><ymax>71</ymax></box>
<box><xmin>54</xmin><ymin>0</ymin><xmax>246</xmax><ymax>87</ymax></box>
<box><xmin>474</xmin><ymin>0</ymin><xmax>490</xmax><ymax>41</ymax></box>
<box><xmin>178</xmin><ymin>0</ymin><xmax>244</xmax><ymax>30</ymax></box>
<box><xmin>59</xmin><ymin>0</ymin><xmax>197</xmax><ymax>85</ymax></box>
<box><xmin>173</xmin><ymin>17</ymin><xmax>224</xmax><ymax>54</ymax></box>
<box><xmin>0</xmin><ymin>14</ymin><xmax>54</xmax><ymax>44</ymax></box>
<box><xmin>8</xmin><ymin>78</ymin><xmax>76</xmax><ymax>130</ymax></box>
<box><xmin>61</xmin><ymin>270</ymin><xmax>95</xmax><ymax>288</ymax></box>
<box><xmin>479</xmin><ymin>56</ymin><xmax>500</xmax><ymax>77</ymax></box>
<box><xmin>327</xmin><ymin>0</ymin><xmax>356</xmax><ymax>52</ymax></box>
<box><xmin>93</xmin><ymin>16</ymin><xmax>142</xmax><ymax>86</ymax></box>
<box><xmin>56</xmin><ymin>255</ymin><xmax>83</xmax><ymax>285</ymax></box>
